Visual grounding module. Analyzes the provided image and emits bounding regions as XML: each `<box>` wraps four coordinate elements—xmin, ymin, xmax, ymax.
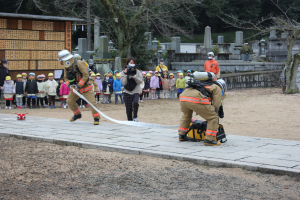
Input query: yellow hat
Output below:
<box><xmin>158</xmin><ymin>74</ymin><xmax>161</xmax><ymax>76</ymax></box>
<box><xmin>48</xmin><ymin>73</ymin><xmax>54</xmax><ymax>76</ymax></box>
<box><xmin>16</xmin><ymin>74</ymin><xmax>22</xmax><ymax>78</ymax></box>
<box><xmin>96</xmin><ymin>73</ymin><xmax>101</xmax><ymax>76</ymax></box>
<box><xmin>179</xmin><ymin>73</ymin><xmax>183</xmax><ymax>76</ymax></box>
<box><xmin>116</xmin><ymin>73</ymin><xmax>121</xmax><ymax>77</ymax></box>
<box><xmin>5</xmin><ymin>76</ymin><xmax>11</xmax><ymax>80</ymax></box>
<box><xmin>91</xmin><ymin>73</ymin><xmax>96</xmax><ymax>77</ymax></box>
<box><xmin>104</xmin><ymin>73</ymin><xmax>108</xmax><ymax>76</ymax></box>
<box><xmin>169</xmin><ymin>73</ymin><xmax>174</xmax><ymax>76</ymax></box>
<box><xmin>146</xmin><ymin>73</ymin><xmax>151</xmax><ymax>76</ymax></box>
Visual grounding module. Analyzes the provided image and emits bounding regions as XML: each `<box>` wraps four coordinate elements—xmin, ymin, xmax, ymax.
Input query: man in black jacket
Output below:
<box><xmin>0</xmin><ymin>59</ymin><xmax>10</xmax><ymax>106</ymax></box>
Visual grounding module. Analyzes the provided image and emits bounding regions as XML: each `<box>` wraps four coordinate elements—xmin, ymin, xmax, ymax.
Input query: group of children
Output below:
<box><xmin>1</xmin><ymin>72</ymin><xmax>69</xmax><ymax>109</ymax></box>
<box><xmin>142</xmin><ymin>70</ymin><xmax>192</xmax><ymax>100</ymax></box>
<box><xmin>1</xmin><ymin>69</ymin><xmax>192</xmax><ymax>109</ymax></box>
<box><xmin>90</xmin><ymin>70</ymin><xmax>124</xmax><ymax>105</ymax></box>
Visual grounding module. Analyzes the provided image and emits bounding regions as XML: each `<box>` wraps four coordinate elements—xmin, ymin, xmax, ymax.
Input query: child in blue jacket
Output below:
<box><xmin>113</xmin><ymin>73</ymin><xmax>124</xmax><ymax>104</ymax></box>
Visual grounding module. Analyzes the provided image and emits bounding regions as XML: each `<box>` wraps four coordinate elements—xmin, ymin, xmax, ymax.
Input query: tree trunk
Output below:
<box><xmin>285</xmin><ymin>30</ymin><xmax>300</xmax><ymax>93</ymax></box>
<box><xmin>287</xmin><ymin>53</ymin><xmax>300</xmax><ymax>93</ymax></box>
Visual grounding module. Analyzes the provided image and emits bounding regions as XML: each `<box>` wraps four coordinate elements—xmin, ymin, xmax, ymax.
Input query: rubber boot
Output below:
<box><xmin>94</xmin><ymin>118</ymin><xmax>99</xmax><ymax>125</ymax></box>
<box><xmin>70</xmin><ymin>114</ymin><xmax>82</xmax><ymax>122</ymax></box>
<box><xmin>204</xmin><ymin>139</ymin><xmax>221</xmax><ymax>146</ymax></box>
<box><xmin>179</xmin><ymin>134</ymin><xmax>188</xmax><ymax>141</ymax></box>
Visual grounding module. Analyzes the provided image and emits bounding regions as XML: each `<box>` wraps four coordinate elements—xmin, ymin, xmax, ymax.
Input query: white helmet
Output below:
<box><xmin>216</xmin><ymin>78</ymin><xmax>227</xmax><ymax>92</ymax></box>
<box><xmin>58</xmin><ymin>50</ymin><xmax>73</xmax><ymax>61</ymax></box>
<box><xmin>73</xmin><ymin>54</ymin><xmax>81</xmax><ymax>59</ymax></box>
<box><xmin>207</xmin><ymin>52</ymin><xmax>214</xmax><ymax>57</ymax></box>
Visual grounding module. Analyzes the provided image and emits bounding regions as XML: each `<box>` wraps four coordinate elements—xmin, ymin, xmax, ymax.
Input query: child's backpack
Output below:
<box><xmin>187</xmin><ymin>120</ymin><xmax>227</xmax><ymax>143</ymax></box>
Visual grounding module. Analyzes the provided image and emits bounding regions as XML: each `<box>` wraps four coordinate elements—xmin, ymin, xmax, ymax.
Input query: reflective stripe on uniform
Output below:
<box><xmin>65</xmin><ymin>80</ymin><xmax>70</xmax><ymax>85</ymax></box>
<box><xmin>79</xmin><ymin>84</ymin><xmax>93</xmax><ymax>94</ymax></box>
<box><xmin>73</xmin><ymin>108</ymin><xmax>80</xmax><ymax>114</ymax></box>
<box><xmin>92</xmin><ymin>112</ymin><xmax>100</xmax><ymax>117</ymax></box>
<box><xmin>78</xmin><ymin>80</ymin><xmax>85</xmax><ymax>86</ymax></box>
<box><xmin>204</xmin><ymin>86</ymin><xmax>211</xmax><ymax>89</ymax></box>
<box><xmin>179</xmin><ymin>96</ymin><xmax>199</xmax><ymax>104</ymax></box>
<box><xmin>206</xmin><ymin>129</ymin><xmax>217</xmax><ymax>136</ymax></box>
<box><xmin>178</xmin><ymin>127</ymin><xmax>189</xmax><ymax>132</ymax></box>
<box><xmin>200</xmin><ymin>98</ymin><xmax>210</xmax><ymax>105</ymax></box>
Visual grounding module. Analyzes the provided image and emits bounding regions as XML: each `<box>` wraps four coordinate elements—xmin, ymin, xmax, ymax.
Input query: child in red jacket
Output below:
<box><xmin>58</xmin><ymin>78</ymin><xmax>70</xmax><ymax>108</ymax></box>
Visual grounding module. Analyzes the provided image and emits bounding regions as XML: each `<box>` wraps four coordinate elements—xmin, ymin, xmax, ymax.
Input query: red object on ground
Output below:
<box><xmin>15</xmin><ymin>113</ymin><xmax>28</xmax><ymax>120</ymax></box>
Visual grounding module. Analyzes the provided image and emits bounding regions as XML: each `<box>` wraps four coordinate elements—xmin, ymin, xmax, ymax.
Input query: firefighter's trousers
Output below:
<box><xmin>178</xmin><ymin>101</ymin><xmax>218</xmax><ymax>141</ymax></box>
<box><xmin>67</xmin><ymin>89</ymin><xmax>100</xmax><ymax>119</ymax></box>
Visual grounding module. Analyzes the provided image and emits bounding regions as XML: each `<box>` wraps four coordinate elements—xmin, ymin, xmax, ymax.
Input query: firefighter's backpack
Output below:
<box><xmin>187</xmin><ymin>120</ymin><xmax>227</xmax><ymax>143</ymax></box>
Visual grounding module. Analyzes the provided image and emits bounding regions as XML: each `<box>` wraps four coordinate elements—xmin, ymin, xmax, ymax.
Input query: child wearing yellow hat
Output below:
<box><xmin>169</xmin><ymin>73</ymin><xmax>176</xmax><ymax>99</ymax></box>
<box><xmin>46</xmin><ymin>72</ymin><xmax>58</xmax><ymax>109</ymax></box>
<box><xmin>2</xmin><ymin>76</ymin><xmax>15</xmax><ymax>109</ymax></box>
<box><xmin>94</xmin><ymin>73</ymin><xmax>102</xmax><ymax>104</ymax></box>
<box><xmin>176</xmin><ymin>72</ymin><xmax>186</xmax><ymax>98</ymax></box>
<box><xmin>143</xmin><ymin>73</ymin><xmax>151</xmax><ymax>99</ymax></box>
<box><xmin>113</xmin><ymin>73</ymin><xmax>124</xmax><ymax>104</ymax></box>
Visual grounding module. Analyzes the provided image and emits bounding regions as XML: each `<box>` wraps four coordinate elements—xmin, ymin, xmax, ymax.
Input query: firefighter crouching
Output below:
<box><xmin>178</xmin><ymin>72</ymin><xmax>226</xmax><ymax>146</ymax></box>
<box><xmin>58</xmin><ymin>50</ymin><xmax>100</xmax><ymax>125</ymax></box>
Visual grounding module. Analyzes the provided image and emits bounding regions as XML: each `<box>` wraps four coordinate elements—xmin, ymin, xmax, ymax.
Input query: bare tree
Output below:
<box><xmin>31</xmin><ymin>0</ymin><xmax>203</xmax><ymax>57</ymax></box>
<box><xmin>219</xmin><ymin>0</ymin><xmax>300</xmax><ymax>93</ymax></box>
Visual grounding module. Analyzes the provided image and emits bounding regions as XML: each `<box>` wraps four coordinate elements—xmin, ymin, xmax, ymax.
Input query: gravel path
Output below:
<box><xmin>1</xmin><ymin>137</ymin><xmax>299</xmax><ymax>200</ymax></box>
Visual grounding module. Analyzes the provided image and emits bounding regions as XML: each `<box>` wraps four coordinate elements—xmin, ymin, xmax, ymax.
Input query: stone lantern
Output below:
<box><xmin>259</xmin><ymin>38</ymin><xmax>266</xmax><ymax>57</ymax></box>
<box><xmin>152</xmin><ymin>37</ymin><xmax>158</xmax><ymax>50</ymax></box>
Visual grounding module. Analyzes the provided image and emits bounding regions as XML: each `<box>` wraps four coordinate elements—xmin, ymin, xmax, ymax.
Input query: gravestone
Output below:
<box><xmin>235</xmin><ymin>31</ymin><xmax>243</xmax><ymax>45</ymax></box>
<box><xmin>172</xmin><ymin>37</ymin><xmax>181</xmax><ymax>53</ymax></box>
<box><xmin>96</xmin><ymin>63</ymin><xmax>110</xmax><ymax>78</ymax></box>
<box><xmin>78</xmin><ymin>38</ymin><xmax>90</xmax><ymax>59</ymax></box>
<box><xmin>199</xmin><ymin>26</ymin><xmax>212</xmax><ymax>58</ymax></box>
<box><xmin>95</xmin><ymin>36</ymin><xmax>111</xmax><ymax>59</ymax></box>
<box><xmin>94</xmin><ymin>17</ymin><xmax>100</xmax><ymax>51</ymax></box>
<box><xmin>166</xmin><ymin>43</ymin><xmax>172</xmax><ymax>51</ymax></box>
<box><xmin>115</xmin><ymin>57</ymin><xmax>123</xmax><ymax>72</ymax></box>
<box><xmin>269</xmin><ymin>30</ymin><xmax>277</xmax><ymax>39</ymax></box>
<box><xmin>218</xmin><ymin>36</ymin><xmax>224</xmax><ymax>44</ymax></box>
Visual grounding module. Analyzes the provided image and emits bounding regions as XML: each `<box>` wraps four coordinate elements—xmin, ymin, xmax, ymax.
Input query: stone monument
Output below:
<box><xmin>94</xmin><ymin>17</ymin><xmax>100</xmax><ymax>51</ymax></box>
<box><xmin>199</xmin><ymin>26</ymin><xmax>212</xmax><ymax>59</ymax></box>
<box><xmin>218</xmin><ymin>36</ymin><xmax>224</xmax><ymax>44</ymax></box>
<box><xmin>78</xmin><ymin>38</ymin><xmax>90</xmax><ymax>59</ymax></box>
<box><xmin>115</xmin><ymin>57</ymin><xmax>123</xmax><ymax>72</ymax></box>
<box><xmin>95</xmin><ymin>35</ymin><xmax>111</xmax><ymax>59</ymax></box>
<box><xmin>172</xmin><ymin>37</ymin><xmax>181</xmax><ymax>53</ymax></box>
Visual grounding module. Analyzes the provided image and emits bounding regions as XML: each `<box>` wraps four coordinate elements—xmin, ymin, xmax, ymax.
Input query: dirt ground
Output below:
<box><xmin>1</xmin><ymin>88</ymin><xmax>300</xmax><ymax>141</ymax></box>
<box><xmin>0</xmin><ymin>137</ymin><xmax>300</xmax><ymax>200</ymax></box>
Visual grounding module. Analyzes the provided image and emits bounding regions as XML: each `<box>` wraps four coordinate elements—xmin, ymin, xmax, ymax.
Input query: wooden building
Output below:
<box><xmin>0</xmin><ymin>12</ymin><xmax>83</xmax><ymax>79</ymax></box>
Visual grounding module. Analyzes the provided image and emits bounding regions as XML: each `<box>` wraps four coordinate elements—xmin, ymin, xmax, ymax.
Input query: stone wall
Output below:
<box><xmin>171</xmin><ymin>62</ymin><xmax>284</xmax><ymax>73</ymax></box>
<box><xmin>222</xmin><ymin>70</ymin><xmax>282</xmax><ymax>90</ymax></box>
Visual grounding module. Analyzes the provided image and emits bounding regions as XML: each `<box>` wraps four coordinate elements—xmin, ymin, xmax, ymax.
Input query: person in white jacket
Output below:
<box><xmin>46</xmin><ymin>73</ymin><xmax>58</xmax><ymax>109</ymax></box>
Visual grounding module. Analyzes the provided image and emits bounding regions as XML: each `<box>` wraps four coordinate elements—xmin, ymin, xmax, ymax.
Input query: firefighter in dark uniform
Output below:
<box><xmin>178</xmin><ymin>72</ymin><xmax>226</xmax><ymax>146</ymax></box>
<box><xmin>58</xmin><ymin>50</ymin><xmax>100</xmax><ymax>125</ymax></box>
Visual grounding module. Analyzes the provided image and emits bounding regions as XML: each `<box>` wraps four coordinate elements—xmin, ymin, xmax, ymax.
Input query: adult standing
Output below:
<box><xmin>120</xmin><ymin>57</ymin><xmax>143</xmax><ymax>122</ymax></box>
<box><xmin>155</xmin><ymin>59</ymin><xmax>168</xmax><ymax>76</ymax></box>
<box><xmin>204</xmin><ymin>52</ymin><xmax>220</xmax><ymax>81</ymax></box>
<box><xmin>0</xmin><ymin>59</ymin><xmax>10</xmax><ymax>108</ymax></box>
